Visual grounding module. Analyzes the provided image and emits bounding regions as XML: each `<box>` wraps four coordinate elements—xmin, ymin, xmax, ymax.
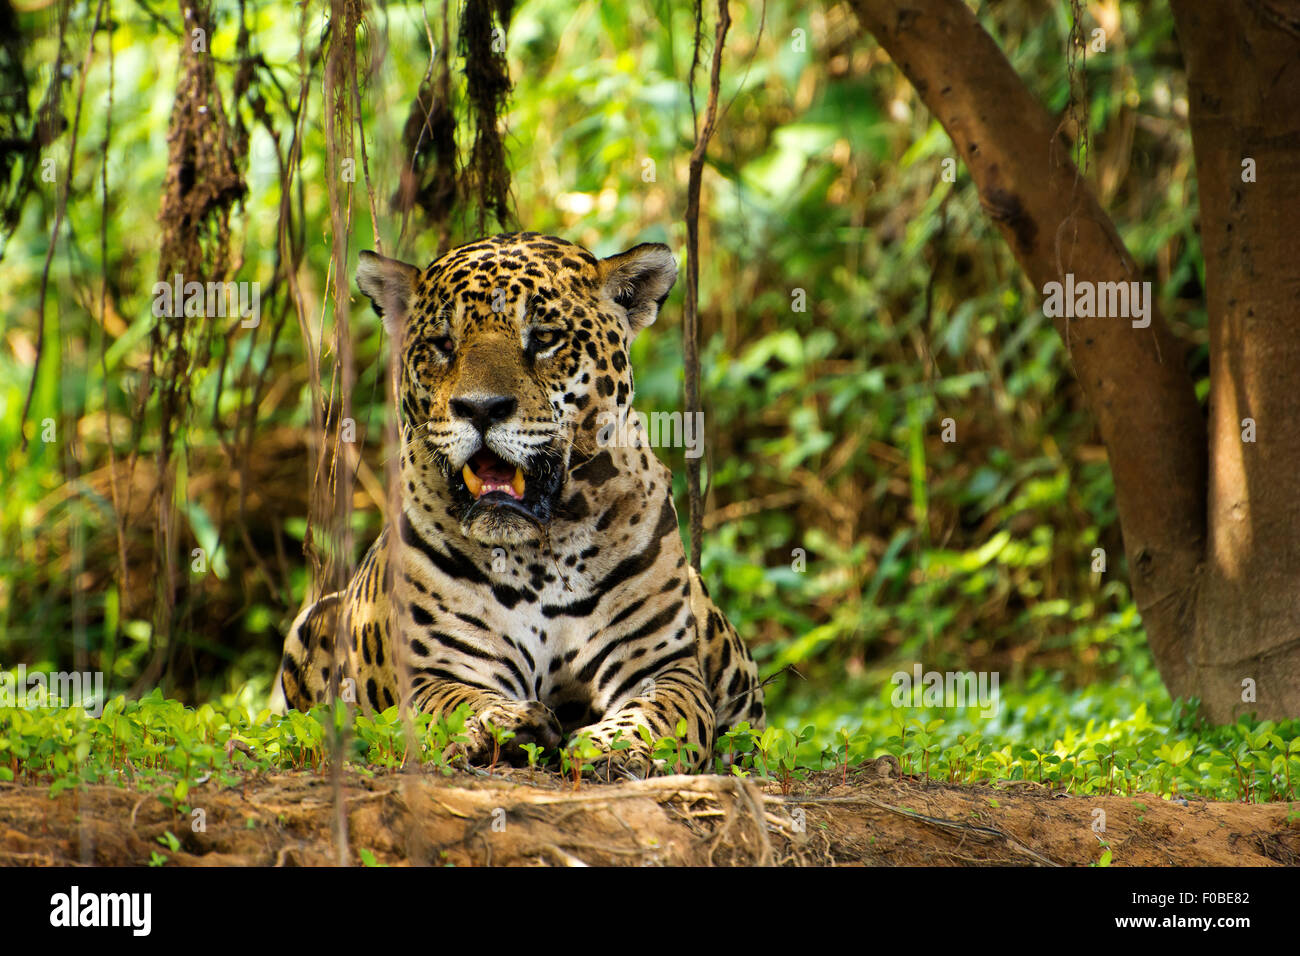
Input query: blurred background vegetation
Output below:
<box><xmin>1</xmin><ymin>0</ymin><xmax>1212</xmax><ymax>749</ymax></box>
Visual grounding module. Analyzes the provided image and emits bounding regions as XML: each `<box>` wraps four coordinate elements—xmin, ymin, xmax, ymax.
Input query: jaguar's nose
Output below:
<box><xmin>450</xmin><ymin>394</ymin><xmax>517</xmax><ymax>434</ymax></box>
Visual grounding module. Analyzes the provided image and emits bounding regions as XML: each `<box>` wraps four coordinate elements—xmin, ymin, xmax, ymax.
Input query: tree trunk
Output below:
<box><xmin>851</xmin><ymin>0</ymin><xmax>1300</xmax><ymax>719</ymax></box>
<box><xmin>1170</xmin><ymin>0</ymin><xmax>1300</xmax><ymax>720</ymax></box>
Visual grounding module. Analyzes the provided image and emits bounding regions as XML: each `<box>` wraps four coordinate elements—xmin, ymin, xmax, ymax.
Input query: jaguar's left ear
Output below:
<box><xmin>599</xmin><ymin>243</ymin><xmax>678</xmax><ymax>340</ymax></box>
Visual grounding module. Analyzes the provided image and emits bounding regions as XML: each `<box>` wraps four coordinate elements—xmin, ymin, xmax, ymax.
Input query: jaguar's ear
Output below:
<box><xmin>599</xmin><ymin>243</ymin><xmax>678</xmax><ymax>341</ymax></box>
<box><xmin>356</xmin><ymin>251</ymin><xmax>422</xmax><ymax>336</ymax></box>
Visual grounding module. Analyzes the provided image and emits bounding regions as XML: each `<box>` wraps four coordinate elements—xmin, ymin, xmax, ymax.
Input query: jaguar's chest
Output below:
<box><xmin>392</xmin><ymin>511</ymin><xmax>688</xmax><ymax>698</ymax></box>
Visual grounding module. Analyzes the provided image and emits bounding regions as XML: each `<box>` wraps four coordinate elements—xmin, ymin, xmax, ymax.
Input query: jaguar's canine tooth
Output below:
<box><xmin>463</xmin><ymin>464</ymin><xmax>483</xmax><ymax>497</ymax></box>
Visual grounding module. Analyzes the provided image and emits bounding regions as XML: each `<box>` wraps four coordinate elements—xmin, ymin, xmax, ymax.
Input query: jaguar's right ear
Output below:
<box><xmin>356</xmin><ymin>251</ymin><xmax>422</xmax><ymax>336</ymax></box>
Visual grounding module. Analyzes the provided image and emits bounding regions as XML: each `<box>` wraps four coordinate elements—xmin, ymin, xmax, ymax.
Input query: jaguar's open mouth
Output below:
<box><xmin>452</xmin><ymin>444</ymin><xmax>565</xmax><ymax>544</ymax></box>
<box><xmin>462</xmin><ymin>449</ymin><xmax>526</xmax><ymax>501</ymax></box>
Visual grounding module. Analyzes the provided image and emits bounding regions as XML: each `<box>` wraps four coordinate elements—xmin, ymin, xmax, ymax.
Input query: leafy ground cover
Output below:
<box><xmin>3</xmin><ymin>682</ymin><xmax>1297</xmax><ymax>807</ymax></box>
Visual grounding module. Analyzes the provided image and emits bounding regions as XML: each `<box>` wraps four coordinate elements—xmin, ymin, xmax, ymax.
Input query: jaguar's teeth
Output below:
<box><xmin>464</xmin><ymin>463</ymin><xmax>526</xmax><ymax>501</ymax></box>
<box><xmin>463</xmin><ymin>464</ymin><xmax>483</xmax><ymax>498</ymax></box>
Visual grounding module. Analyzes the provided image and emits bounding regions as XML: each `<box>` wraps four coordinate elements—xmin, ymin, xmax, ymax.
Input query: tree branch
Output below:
<box><xmin>850</xmin><ymin>0</ymin><xmax>1208</xmax><ymax>698</ymax></box>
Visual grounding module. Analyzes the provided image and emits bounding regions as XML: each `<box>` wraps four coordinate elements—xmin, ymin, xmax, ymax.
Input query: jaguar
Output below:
<box><xmin>273</xmin><ymin>232</ymin><xmax>764</xmax><ymax>775</ymax></box>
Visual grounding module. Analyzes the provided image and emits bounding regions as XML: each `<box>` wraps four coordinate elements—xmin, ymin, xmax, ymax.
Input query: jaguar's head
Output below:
<box><xmin>356</xmin><ymin>232</ymin><xmax>677</xmax><ymax>547</ymax></box>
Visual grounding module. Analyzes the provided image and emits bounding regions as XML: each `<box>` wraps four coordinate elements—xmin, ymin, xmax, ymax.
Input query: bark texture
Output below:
<box><xmin>852</xmin><ymin>0</ymin><xmax>1300</xmax><ymax>719</ymax></box>
<box><xmin>1171</xmin><ymin>0</ymin><xmax>1300</xmax><ymax>719</ymax></box>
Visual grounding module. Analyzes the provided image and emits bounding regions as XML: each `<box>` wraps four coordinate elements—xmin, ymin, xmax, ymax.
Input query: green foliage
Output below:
<box><xmin>0</xmin><ymin>0</ymin><xmax>1221</xmax><ymax>761</ymax></box>
<box><xmin>4</xmin><ymin>685</ymin><xmax>1296</xmax><ymax>808</ymax></box>
<box><xmin>0</xmin><ymin>689</ymin><xmax>473</xmax><ymax>801</ymax></box>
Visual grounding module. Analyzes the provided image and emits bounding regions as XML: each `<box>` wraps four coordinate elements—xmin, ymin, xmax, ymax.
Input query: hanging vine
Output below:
<box><xmin>682</xmin><ymin>0</ymin><xmax>730</xmax><ymax>572</ymax></box>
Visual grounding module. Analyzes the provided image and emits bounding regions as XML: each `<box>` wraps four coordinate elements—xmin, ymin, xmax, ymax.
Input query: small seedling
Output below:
<box><xmin>482</xmin><ymin>718</ymin><xmax>516</xmax><ymax>773</ymax></box>
<box><xmin>519</xmin><ymin>742</ymin><xmax>544</xmax><ymax>781</ymax></box>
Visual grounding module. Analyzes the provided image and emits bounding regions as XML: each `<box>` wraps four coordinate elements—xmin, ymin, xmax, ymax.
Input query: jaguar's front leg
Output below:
<box><xmin>411</xmin><ymin>677</ymin><xmax>562</xmax><ymax>767</ymax></box>
<box><xmin>573</xmin><ymin>663</ymin><xmax>715</xmax><ymax>779</ymax></box>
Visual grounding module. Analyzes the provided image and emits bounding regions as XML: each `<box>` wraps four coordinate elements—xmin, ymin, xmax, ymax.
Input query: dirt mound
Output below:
<box><xmin>2</xmin><ymin>762</ymin><xmax>1296</xmax><ymax>866</ymax></box>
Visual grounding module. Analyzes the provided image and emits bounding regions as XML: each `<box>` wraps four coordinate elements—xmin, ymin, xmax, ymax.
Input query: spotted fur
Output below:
<box><xmin>274</xmin><ymin>233</ymin><xmax>764</xmax><ymax>774</ymax></box>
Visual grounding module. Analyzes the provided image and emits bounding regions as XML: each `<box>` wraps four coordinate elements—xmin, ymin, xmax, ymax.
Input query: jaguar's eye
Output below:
<box><xmin>529</xmin><ymin>328</ymin><xmax>563</xmax><ymax>352</ymax></box>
